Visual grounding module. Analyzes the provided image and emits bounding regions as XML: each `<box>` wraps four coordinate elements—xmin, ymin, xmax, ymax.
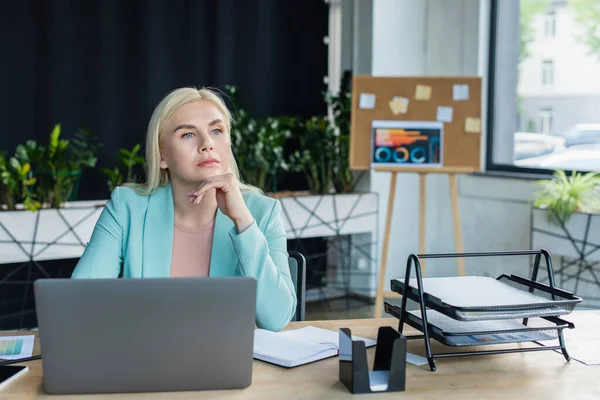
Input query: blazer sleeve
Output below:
<box><xmin>228</xmin><ymin>199</ymin><xmax>296</xmax><ymax>331</ymax></box>
<box><xmin>71</xmin><ymin>187</ymin><xmax>123</xmax><ymax>278</ymax></box>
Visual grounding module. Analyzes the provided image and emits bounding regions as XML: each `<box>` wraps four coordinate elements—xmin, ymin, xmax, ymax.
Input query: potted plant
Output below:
<box><xmin>532</xmin><ymin>169</ymin><xmax>600</xmax><ymax>224</ymax></box>
<box><xmin>100</xmin><ymin>143</ymin><xmax>146</xmax><ymax>192</ymax></box>
<box><xmin>12</xmin><ymin>124</ymin><xmax>101</xmax><ymax>210</ymax></box>
<box><xmin>224</xmin><ymin>85</ymin><xmax>293</xmax><ymax>193</ymax></box>
<box><xmin>0</xmin><ymin>124</ymin><xmax>104</xmax><ymax>265</ymax></box>
<box><xmin>530</xmin><ymin>169</ymin><xmax>600</xmax><ymax>273</ymax></box>
<box><xmin>288</xmin><ymin>71</ymin><xmax>356</xmax><ymax>195</ymax></box>
<box><xmin>0</xmin><ymin>153</ymin><xmax>39</xmax><ymax>211</ymax></box>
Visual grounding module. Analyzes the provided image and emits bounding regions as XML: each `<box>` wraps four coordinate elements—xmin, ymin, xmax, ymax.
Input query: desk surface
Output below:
<box><xmin>2</xmin><ymin>311</ymin><xmax>599</xmax><ymax>400</ymax></box>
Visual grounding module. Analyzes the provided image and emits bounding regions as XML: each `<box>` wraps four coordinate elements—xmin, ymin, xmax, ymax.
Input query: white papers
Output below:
<box><xmin>369</xmin><ymin>370</ymin><xmax>389</xmax><ymax>391</ymax></box>
<box><xmin>453</xmin><ymin>84</ymin><xmax>469</xmax><ymax>101</ymax></box>
<box><xmin>406</xmin><ymin>352</ymin><xmax>429</xmax><ymax>366</ymax></box>
<box><xmin>436</xmin><ymin>106</ymin><xmax>453</xmax><ymax>123</ymax></box>
<box><xmin>253</xmin><ymin>326</ymin><xmax>376</xmax><ymax>368</ymax></box>
<box><xmin>559</xmin><ymin>313</ymin><xmax>600</xmax><ymax>366</ymax></box>
<box><xmin>388</xmin><ymin>96</ymin><xmax>409</xmax><ymax>115</ymax></box>
<box><xmin>0</xmin><ymin>335</ymin><xmax>34</xmax><ymax>360</ymax></box>
<box><xmin>359</xmin><ymin>93</ymin><xmax>376</xmax><ymax>109</ymax></box>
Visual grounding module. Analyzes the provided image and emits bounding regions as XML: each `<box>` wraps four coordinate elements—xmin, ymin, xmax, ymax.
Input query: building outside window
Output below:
<box><xmin>488</xmin><ymin>0</ymin><xmax>600</xmax><ymax>172</ymax></box>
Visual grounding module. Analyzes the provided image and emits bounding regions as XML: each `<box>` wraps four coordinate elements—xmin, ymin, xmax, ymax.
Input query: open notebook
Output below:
<box><xmin>253</xmin><ymin>326</ymin><xmax>377</xmax><ymax>368</ymax></box>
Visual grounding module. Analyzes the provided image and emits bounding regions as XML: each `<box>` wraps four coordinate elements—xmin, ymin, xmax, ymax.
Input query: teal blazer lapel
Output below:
<box><xmin>209</xmin><ymin>208</ymin><xmax>238</xmax><ymax>277</ymax></box>
<box><xmin>142</xmin><ymin>184</ymin><xmax>174</xmax><ymax>278</ymax></box>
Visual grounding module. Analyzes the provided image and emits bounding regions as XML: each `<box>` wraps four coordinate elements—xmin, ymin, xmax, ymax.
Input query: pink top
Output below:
<box><xmin>169</xmin><ymin>218</ymin><xmax>215</xmax><ymax>277</ymax></box>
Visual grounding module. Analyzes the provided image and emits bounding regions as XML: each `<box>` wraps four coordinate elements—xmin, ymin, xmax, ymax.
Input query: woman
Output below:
<box><xmin>72</xmin><ymin>87</ymin><xmax>297</xmax><ymax>332</ymax></box>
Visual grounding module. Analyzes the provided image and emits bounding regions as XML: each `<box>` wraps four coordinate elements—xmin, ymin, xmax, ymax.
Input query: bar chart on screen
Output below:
<box><xmin>0</xmin><ymin>336</ymin><xmax>34</xmax><ymax>360</ymax></box>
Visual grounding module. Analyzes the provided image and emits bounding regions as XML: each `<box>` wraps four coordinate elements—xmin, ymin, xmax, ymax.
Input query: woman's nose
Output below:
<box><xmin>198</xmin><ymin>135</ymin><xmax>214</xmax><ymax>152</ymax></box>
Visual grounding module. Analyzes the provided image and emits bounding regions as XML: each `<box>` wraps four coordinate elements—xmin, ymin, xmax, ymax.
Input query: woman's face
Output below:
<box><xmin>160</xmin><ymin>100</ymin><xmax>231</xmax><ymax>184</ymax></box>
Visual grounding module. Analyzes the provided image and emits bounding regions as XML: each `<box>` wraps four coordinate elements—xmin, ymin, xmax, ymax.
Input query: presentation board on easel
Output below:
<box><xmin>350</xmin><ymin>76</ymin><xmax>482</xmax><ymax>171</ymax></box>
<box><xmin>348</xmin><ymin>76</ymin><xmax>483</xmax><ymax>317</ymax></box>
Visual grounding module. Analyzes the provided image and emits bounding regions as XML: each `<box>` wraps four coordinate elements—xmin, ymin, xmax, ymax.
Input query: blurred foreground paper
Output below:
<box><xmin>465</xmin><ymin>117</ymin><xmax>482</xmax><ymax>133</ymax></box>
<box><xmin>359</xmin><ymin>93</ymin><xmax>376</xmax><ymax>109</ymax></box>
<box><xmin>389</xmin><ymin>96</ymin><xmax>409</xmax><ymax>115</ymax></box>
<box><xmin>0</xmin><ymin>335</ymin><xmax>34</xmax><ymax>360</ymax></box>
<box><xmin>415</xmin><ymin>85</ymin><xmax>432</xmax><ymax>100</ymax></box>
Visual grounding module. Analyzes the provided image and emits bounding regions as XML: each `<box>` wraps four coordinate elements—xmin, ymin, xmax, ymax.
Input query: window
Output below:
<box><xmin>542</xmin><ymin>60</ymin><xmax>554</xmax><ymax>86</ymax></box>
<box><xmin>487</xmin><ymin>0</ymin><xmax>600</xmax><ymax>174</ymax></box>
<box><xmin>539</xmin><ymin>108</ymin><xmax>553</xmax><ymax>134</ymax></box>
<box><xmin>544</xmin><ymin>11</ymin><xmax>556</xmax><ymax>37</ymax></box>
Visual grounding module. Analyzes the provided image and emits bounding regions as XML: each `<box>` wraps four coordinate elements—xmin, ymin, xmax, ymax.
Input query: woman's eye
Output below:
<box><xmin>182</xmin><ymin>132</ymin><xmax>194</xmax><ymax>139</ymax></box>
<box><xmin>211</xmin><ymin>128</ymin><xmax>223</xmax><ymax>135</ymax></box>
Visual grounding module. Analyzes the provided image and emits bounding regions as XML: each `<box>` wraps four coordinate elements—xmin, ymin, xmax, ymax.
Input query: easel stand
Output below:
<box><xmin>374</xmin><ymin>167</ymin><xmax>473</xmax><ymax>317</ymax></box>
<box><xmin>338</xmin><ymin>326</ymin><xmax>407</xmax><ymax>394</ymax></box>
<box><xmin>385</xmin><ymin>249</ymin><xmax>580</xmax><ymax>372</ymax></box>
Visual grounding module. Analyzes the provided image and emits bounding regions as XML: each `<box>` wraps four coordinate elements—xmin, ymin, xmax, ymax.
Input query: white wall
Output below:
<box><xmin>369</xmin><ymin>0</ymin><xmax>540</xmax><ymax>292</ymax></box>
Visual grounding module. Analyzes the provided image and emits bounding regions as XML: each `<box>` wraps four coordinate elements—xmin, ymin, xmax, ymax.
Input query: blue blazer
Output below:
<box><xmin>71</xmin><ymin>183</ymin><xmax>297</xmax><ymax>332</ymax></box>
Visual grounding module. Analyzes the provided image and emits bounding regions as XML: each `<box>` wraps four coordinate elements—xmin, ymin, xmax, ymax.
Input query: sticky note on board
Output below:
<box><xmin>436</xmin><ymin>106</ymin><xmax>453</xmax><ymax>123</ymax></box>
<box><xmin>453</xmin><ymin>84</ymin><xmax>469</xmax><ymax>101</ymax></box>
<box><xmin>465</xmin><ymin>117</ymin><xmax>482</xmax><ymax>133</ymax></box>
<box><xmin>359</xmin><ymin>93</ymin><xmax>376</xmax><ymax>109</ymax></box>
<box><xmin>388</xmin><ymin>96</ymin><xmax>409</xmax><ymax>115</ymax></box>
<box><xmin>415</xmin><ymin>85</ymin><xmax>432</xmax><ymax>100</ymax></box>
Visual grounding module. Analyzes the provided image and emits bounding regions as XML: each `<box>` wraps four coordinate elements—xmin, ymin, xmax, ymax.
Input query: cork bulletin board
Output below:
<box><xmin>349</xmin><ymin>76</ymin><xmax>482</xmax><ymax>172</ymax></box>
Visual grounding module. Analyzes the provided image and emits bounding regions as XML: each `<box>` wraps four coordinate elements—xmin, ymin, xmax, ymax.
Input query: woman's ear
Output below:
<box><xmin>159</xmin><ymin>153</ymin><xmax>168</xmax><ymax>169</ymax></box>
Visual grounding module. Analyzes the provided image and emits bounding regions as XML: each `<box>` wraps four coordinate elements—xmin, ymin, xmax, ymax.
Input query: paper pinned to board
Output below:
<box><xmin>453</xmin><ymin>84</ymin><xmax>470</xmax><ymax>101</ymax></box>
<box><xmin>436</xmin><ymin>106</ymin><xmax>454</xmax><ymax>123</ymax></box>
<box><xmin>359</xmin><ymin>93</ymin><xmax>376</xmax><ymax>109</ymax></box>
<box><xmin>465</xmin><ymin>117</ymin><xmax>482</xmax><ymax>133</ymax></box>
<box><xmin>0</xmin><ymin>335</ymin><xmax>34</xmax><ymax>360</ymax></box>
<box><xmin>388</xmin><ymin>96</ymin><xmax>409</xmax><ymax>115</ymax></box>
<box><xmin>415</xmin><ymin>85</ymin><xmax>432</xmax><ymax>100</ymax></box>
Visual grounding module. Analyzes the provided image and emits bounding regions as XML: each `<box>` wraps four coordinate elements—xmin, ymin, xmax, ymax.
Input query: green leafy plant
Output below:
<box><xmin>0</xmin><ymin>152</ymin><xmax>41</xmax><ymax>211</ymax></box>
<box><xmin>10</xmin><ymin>124</ymin><xmax>102</xmax><ymax>210</ymax></box>
<box><xmin>288</xmin><ymin>71</ymin><xmax>356</xmax><ymax>195</ymax></box>
<box><xmin>325</xmin><ymin>70</ymin><xmax>355</xmax><ymax>193</ymax></box>
<box><xmin>533</xmin><ymin>169</ymin><xmax>600</xmax><ymax>224</ymax></box>
<box><xmin>288</xmin><ymin>116</ymin><xmax>336</xmax><ymax>194</ymax></box>
<box><xmin>225</xmin><ymin>85</ymin><xmax>293</xmax><ymax>192</ymax></box>
<box><xmin>100</xmin><ymin>144</ymin><xmax>146</xmax><ymax>192</ymax></box>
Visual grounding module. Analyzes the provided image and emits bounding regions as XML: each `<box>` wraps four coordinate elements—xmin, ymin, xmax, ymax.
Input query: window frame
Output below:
<box><xmin>486</xmin><ymin>0</ymin><xmax>565</xmax><ymax>177</ymax></box>
<box><xmin>539</xmin><ymin>107</ymin><xmax>553</xmax><ymax>134</ymax></box>
<box><xmin>543</xmin><ymin>11</ymin><xmax>556</xmax><ymax>37</ymax></box>
<box><xmin>542</xmin><ymin>59</ymin><xmax>554</xmax><ymax>86</ymax></box>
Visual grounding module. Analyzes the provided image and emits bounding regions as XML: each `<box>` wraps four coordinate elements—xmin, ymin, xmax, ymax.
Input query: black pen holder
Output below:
<box><xmin>338</xmin><ymin>326</ymin><xmax>407</xmax><ymax>394</ymax></box>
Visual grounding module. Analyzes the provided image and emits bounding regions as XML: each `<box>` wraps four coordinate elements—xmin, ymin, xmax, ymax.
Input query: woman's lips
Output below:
<box><xmin>197</xmin><ymin>159</ymin><xmax>220</xmax><ymax>168</ymax></box>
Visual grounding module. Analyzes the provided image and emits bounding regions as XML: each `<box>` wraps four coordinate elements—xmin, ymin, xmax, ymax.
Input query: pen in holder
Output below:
<box><xmin>338</xmin><ymin>327</ymin><xmax>407</xmax><ymax>394</ymax></box>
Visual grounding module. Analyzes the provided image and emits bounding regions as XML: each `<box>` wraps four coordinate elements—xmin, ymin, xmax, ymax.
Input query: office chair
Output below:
<box><xmin>288</xmin><ymin>250</ymin><xmax>306</xmax><ymax>321</ymax></box>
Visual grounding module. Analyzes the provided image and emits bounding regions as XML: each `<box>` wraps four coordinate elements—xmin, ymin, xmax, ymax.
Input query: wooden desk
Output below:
<box><xmin>2</xmin><ymin>311</ymin><xmax>599</xmax><ymax>399</ymax></box>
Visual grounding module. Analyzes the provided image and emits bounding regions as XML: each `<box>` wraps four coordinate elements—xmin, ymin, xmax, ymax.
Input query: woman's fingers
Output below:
<box><xmin>186</xmin><ymin>174</ymin><xmax>235</xmax><ymax>204</ymax></box>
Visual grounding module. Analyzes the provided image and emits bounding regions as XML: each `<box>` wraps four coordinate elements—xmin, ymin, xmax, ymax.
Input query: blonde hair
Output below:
<box><xmin>126</xmin><ymin>87</ymin><xmax>261</xmax><ymax>195</ymax></box>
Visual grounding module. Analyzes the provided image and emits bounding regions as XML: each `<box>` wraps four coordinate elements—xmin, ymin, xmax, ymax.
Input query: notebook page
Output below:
<box><xmin>253</xmin><ymin>329</ymin><xmax>337</xmax><ymax>363</ymax></box>
<box><xmin>281</xmin><ymin>326</ymin><xmax>377</xmax><ymax>348</ymax></box>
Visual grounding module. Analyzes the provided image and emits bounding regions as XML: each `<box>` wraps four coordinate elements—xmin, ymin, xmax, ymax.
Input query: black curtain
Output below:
<box><xmin>0</xmin><ymin>0</ymin><xmax>329</xmax><ymax>200</ymax></box>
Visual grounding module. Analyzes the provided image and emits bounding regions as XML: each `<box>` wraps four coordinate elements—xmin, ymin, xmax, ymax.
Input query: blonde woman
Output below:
<box><xmin>72</xmin><ymin>87</ymin><xmax>297</xmax><ymax>332</ymax></box>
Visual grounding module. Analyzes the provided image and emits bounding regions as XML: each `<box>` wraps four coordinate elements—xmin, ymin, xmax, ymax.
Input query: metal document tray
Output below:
<box><xmin>390</xmin><ymin>274</ymin><xmax>582</xmax><ymax>321</ymax></box>
<box><xmin>384</xmin><ymin>303</ymin><xmax>574</xmax><ymax>347</ymax></box>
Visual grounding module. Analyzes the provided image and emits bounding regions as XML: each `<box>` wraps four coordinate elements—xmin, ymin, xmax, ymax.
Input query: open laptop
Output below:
<box><xmin>33</xmin><ymin>277</ymin><xmax>257</xmax><ymax>395</ymax></box>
